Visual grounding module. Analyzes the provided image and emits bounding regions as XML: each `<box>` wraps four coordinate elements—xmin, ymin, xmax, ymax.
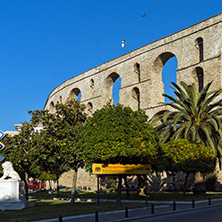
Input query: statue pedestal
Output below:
<box><xmin>0</xmin><ymin>180</ymin><xmax>33</xmax><ymax>210</ymax></box>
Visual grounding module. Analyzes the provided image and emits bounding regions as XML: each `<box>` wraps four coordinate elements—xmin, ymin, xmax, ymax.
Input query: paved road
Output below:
<box><xmin>135</xmin><ymin>205</ymin><xmax>222</xmax><ymax>222</ymax></box>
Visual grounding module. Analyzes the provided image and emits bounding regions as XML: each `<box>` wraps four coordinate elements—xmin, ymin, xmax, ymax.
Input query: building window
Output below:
<box><xmin>195</xmin><ymin>67</ymin><xmax>204</xmax><ymax>92</ymax></box>
<box><xmin>90</xmin><ymin>79</ymin><xmax>94</xmax><ymax>89</ymax></box>
<box><xmin>49</xmin><ymin>101</ymin><xmax>55</xmax><ymax>113</ymax></box>
<box><xmin>132</xmin><ymin>87</ymin><xmax>140</xmax><ymax>110</ymax></box>
<box><xmin>134</xmin><ymin>63</ymin><xmax>140</xmax><ymax>82</ymax></box>
<box><xmin>196</xmin><ymin>37</ymin><xmax>203</xmax><ymax>62</ymax></box>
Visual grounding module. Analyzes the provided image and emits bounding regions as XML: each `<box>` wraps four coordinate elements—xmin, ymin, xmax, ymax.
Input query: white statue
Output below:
<box><xmin>0</xmin><ymin>161</ymin><xmax>21</xmax><ymax>181</ymax></box>
<box><xmin>0</xmin><ymin>161</ymin><xmax>27</xmax><ymax>210</ymax></box>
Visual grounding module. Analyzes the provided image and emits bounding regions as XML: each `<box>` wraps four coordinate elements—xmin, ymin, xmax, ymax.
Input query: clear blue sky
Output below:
<box><xmin>0</xmin><ymin>0</ymin><xmax>221</xmax><ymax>131</ymax></box>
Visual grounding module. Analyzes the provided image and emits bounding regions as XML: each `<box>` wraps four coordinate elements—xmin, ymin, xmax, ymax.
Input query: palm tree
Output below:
<box><xmin>151</xmin><ymin>81</ymin><xmax>222</xmax><ymax>164</ymax></box>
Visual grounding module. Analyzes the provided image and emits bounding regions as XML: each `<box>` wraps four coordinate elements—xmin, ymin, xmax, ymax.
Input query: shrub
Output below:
<box><xmin>204</xmin><ymin>174</ymin><xmax>218</xmax><ymax>191</ymax></box>
<box><xmin>163</xmin><ymin>139</ymin><xmax>216</xmax><ymax>174</ymax></box>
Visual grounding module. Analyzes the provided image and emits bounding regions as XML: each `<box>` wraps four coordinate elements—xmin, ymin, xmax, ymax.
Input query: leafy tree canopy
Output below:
<box><xmin>29</xmin><ymin>99</ymin><xmax>87</xmax><ymax>180</ymax></box>
<box><xmin>79</xmin><ymin>104</ymin><xmax>162</xmax><ymax>172</ymax></box>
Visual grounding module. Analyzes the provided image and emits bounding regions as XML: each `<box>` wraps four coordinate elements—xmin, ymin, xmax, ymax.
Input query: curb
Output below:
<box><xmin>34</xmin><ymin>206</ymin><xmax>169</xmax><ymax>222</ymax></box>
<box><xmin>31</xmin><ymin>197</ymin><xmax>222</xmax><ymax>205</ymax></box>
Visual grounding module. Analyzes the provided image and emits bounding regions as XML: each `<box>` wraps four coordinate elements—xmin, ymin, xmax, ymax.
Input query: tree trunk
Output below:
<box><xmin>116</xmin><ymin>175</ymin><xmax>122</xmax><ymax>206</ymax></box>
<box><xmin>56</xmin><ymin>176</ymin><xmax>60</xmax><ymax>196</ymax></box>
<box><xmin>48</xmin><ymin>180</ymin><xmax>52</xmax><ymax>190</ymax></box>
<box><xmin>183</xmin><ymin>173</ymin><xmax>189</xmax><ymax>198</ymax></box>
<box><xmin>24</xmin><ymin>172</ymin><xmax>29</xmax><ymax>200</ymax></box>
<box><xmin>123</xmin><ymin>175</ymin><xmax>130</xmax><ymax>199</ymax></box>
<box><xmin>71</xmin><ymin>169</ymin><xmax>78</xmax><ymax>204</ymax></box>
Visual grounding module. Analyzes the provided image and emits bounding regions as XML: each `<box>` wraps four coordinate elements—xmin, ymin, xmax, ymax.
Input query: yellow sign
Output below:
<box><xmin>92</xmin><ymin>164</ymin><xmax>151</xmax><ymax>175</ymax></box>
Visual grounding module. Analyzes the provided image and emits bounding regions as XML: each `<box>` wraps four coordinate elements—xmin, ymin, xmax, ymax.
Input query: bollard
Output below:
<box><xmin>59</xmin><ymin>215</ymin><xmax>62</xmax><ymax>222</ymax></box>
<box><xmin>95</xmin><ymin>210</ymin><xmax>99</xmax><ymax>222</ymax></box>
<box><xmin>151</xmin><ymin>203</ymin><xmax>154</xmax><ymax>214</ymax></box>
<box><xmin>209</xmin><ymin>197</ymin><xmax>211</xmax><ymax>205</ymax></box>
<box><xmin>125</xmin><ymin>206</ymin><xmax>128</xmax><ymax>218</ymax></box>
<box><xmin>173</xmin><ymin>201</ymin><xmax>176</xmax><ymax>211</ymax></box>
<box><xmin>192</xmin><ymin>199</ymin><xmax>195</xmax><ymax>208</ymax></box>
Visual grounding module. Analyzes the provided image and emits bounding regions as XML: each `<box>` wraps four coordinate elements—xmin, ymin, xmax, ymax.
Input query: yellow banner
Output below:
<box><xmin>93</xmin><ymin>164</ymin><xmax>151</xmax><ymax>175</ymax></box>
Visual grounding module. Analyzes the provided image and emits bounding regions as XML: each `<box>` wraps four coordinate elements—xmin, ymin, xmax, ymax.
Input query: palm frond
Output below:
<box><xmin>151</xmin><ymin>80</ymin><xmax>222</xmax><ymax>161</ymax></box>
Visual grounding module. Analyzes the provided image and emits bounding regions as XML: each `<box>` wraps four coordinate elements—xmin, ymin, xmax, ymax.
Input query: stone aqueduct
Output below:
<box><xmin>45</xmin><ymin>13</ymin><xmax>222</xmax><ymax>120</ymax></box>
<box><xmin>44</xmin><ymin>13</ymin><xmax>222</xmax><ymax>188</ymax></box>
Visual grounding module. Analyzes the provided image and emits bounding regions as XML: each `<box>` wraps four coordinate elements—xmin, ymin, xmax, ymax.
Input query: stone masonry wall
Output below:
<box><xmin>47</xmin><ymin>13</ymin><xmax>222</xmax><ymax>189</ymax></box>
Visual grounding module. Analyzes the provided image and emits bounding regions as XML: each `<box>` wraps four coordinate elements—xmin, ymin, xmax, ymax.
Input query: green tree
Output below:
<box><xmin>30</xmin><ymin>98</ymin><xmax>86</xmax><ymax>202</ymax></box>
<box><xmin>79</xmin><ymin>104</ymin><xmax>162</xmax><ymax>205</ymax></box>
<box><xmin>2</xmin><ymin>122</ymin><xmax>40</xmax><ymax>200</ymax></box>
<box><xmin>80</xmin><ymin>104</ymin><xmax>161</xmax><ymax>170</ymax></box>
<box><xmin>151</xmin><ymin>81</ymin><xmax>222</xmax><ymax>163</ymax></box>
<box><xmin>163</xmin><ymin>139</ymin><xmax>216</xmax><ymax>194</ymax></box>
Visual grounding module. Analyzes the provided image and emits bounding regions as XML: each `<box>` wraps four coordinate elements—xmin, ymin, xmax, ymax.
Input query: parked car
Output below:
<box><xmin>28</xmin><ymin>181</ymin><xmax>44</xmax><ymax>190</ymax></box>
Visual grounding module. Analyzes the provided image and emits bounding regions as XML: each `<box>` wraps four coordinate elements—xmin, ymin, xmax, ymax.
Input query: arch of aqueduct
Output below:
<box><xmin>44</xmin><ymin>13</ymin><xmax>222</xmax><ymax>189</ymax></box>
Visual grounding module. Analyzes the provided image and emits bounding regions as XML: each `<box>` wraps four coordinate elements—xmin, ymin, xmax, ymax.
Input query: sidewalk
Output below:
<box><xmin>34</xmin><ymin>199</ymin><xmax>222</xmax><ymax>222</ymax></box>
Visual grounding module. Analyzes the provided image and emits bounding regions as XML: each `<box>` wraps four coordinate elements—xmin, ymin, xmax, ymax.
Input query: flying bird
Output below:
<box><xmin>122</xmin><ymin>40</ymin><xmax>126</xmax><ymax>48</ymax></box>
<box><xmin>142</xmin><ymin>13</ymin><xmax>146</xmax><ymax>17</ymax></box>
